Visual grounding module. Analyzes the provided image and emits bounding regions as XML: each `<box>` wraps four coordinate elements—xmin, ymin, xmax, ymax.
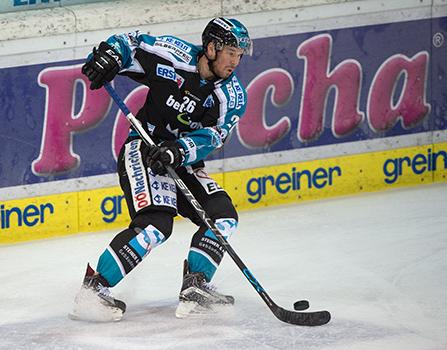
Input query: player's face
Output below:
<box><xmin>212</xmin><ymin>46</ymin><xmax>244</xmax><ymax>79</ymax></box>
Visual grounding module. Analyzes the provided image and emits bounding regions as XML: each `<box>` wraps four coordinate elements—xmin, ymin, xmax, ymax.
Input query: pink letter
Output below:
<box><xmin>112</xmin><ymin>86</ymin><xmax>149</xmax><ymax>159</ymax></box>
<box><xmin>297</xmin><ymin>34</ymin><xmax>364</xmax><ymax>141</ymax></box>
<box><xmin>238</xmin><ymin>69</ymin><xmax>292</xmax><ymax>148</ymax></box>
<box><xmin>32</xmin><ymin>65</ymin><xmax>111</xmax><ymax>175</ymax></box>
<box><xmin>367</xmin><ymin>52</ymin><xmax>430</xmax><ymax>131</ymax></box>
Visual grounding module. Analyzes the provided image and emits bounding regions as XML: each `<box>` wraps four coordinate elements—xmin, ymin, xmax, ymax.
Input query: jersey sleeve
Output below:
<box><xmin>104</xmin><ymin>31</ymin><xmax>156</xmax><ymax>75</ymax></box>
<box><xmin>177</xmin><ymin>77</ymin><xmax>247</xmax><ymax>165</ymax></box>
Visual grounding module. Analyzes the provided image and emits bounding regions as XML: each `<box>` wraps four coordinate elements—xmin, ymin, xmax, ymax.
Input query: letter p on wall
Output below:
<box><xmin>32</xmin><ymin>65</ymin><xmax>111</xmax><ymax>175</ymax></box>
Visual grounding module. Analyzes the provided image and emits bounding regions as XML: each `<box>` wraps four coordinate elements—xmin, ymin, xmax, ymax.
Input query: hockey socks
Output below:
<box><xmin>188</xmin><ymin>218</ymin><xmax>237</xmax><ymax>281</ymax></box>
<box><xmin>97</xmin><ymin>226</ymin><xmax>166</xmax><ymax>287</ymax></box>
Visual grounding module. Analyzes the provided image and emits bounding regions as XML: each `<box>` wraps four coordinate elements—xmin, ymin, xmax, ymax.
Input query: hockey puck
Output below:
<box><xmin>293</xmin><ymin>300</ymin><xmax>310</xmax><ymax>311</ymax></box>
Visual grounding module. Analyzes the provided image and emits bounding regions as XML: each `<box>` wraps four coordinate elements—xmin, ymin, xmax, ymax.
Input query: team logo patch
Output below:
<box><xmin>181</xmin><ymin>137</ymin><xmax>198</xmax><ymax>163</ymax></box>
<box><xmin>227</xmin><ymin>83</ymin><xmax>236</xmax><ymax>108</ymax></box>
<box><xmin>194</xmin><ymin>169</ymin><xmax>224</xmax><ymax>194</ymax></box>
<box><xmin>154</xmin><ymin>41</ymin><xmax>193</xmax><ymax>63</ymax></box>
<box><xmin>147</xmin><ymin>170</ymin><xmax>177</xmax><ymax>209</ymax></box>
<box><xmin>232</xmin><ymin>76</ymin><xmax>245</xmax><ymax>110</ymax></box>
<box><xmin>156</xmin><ymin>64</ymin><xmax>176</xmax><ymax>81</ymax></box>
<box><xmin>203</xmin><ymin>94</ymin><xmax>215</xmax><ymax>108</ymax></box>
<box><xmin>156</xmin><ymin>36</ymin><xmax>192</xmax><ymax>52</ymax></box>
<box><xmin>176</xmin><ymin>74</ymin><xmax>185</xmax><ymax>88</ymax></box>
<box><xmin>125</xmin><ymin>140</ymin><xmax>151</xmax><ymax>211</ymax></box>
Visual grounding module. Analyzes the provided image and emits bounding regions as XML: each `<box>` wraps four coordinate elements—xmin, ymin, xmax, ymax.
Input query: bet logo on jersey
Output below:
<box><xmin>165</xmin><ymin>94</ymin><xmax>197</xmax><ymax>113</ymax></box>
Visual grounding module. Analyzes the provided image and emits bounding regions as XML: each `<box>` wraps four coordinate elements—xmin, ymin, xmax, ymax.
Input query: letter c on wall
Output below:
<box><xmin>238</xmin><ymin>68</ymin><xmax>293</xmax><ymax>148</ymax></box>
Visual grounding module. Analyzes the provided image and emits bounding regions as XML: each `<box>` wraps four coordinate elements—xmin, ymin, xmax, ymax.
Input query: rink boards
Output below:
<box><xmin>1</xmin><ymin>141</ymin><xmax>446</xmax><ymax>244</ymax></box>
<box><xmin>1</xmin><ymin>1</ymin><xmax>447</xmax><ymax>244</ymax></box>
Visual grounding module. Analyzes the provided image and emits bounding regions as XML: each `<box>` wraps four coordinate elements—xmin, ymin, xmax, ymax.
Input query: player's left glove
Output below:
<box><xmin>144</xmin><ymin>141</ymin><xmax>185</xmax><ymax>176</ymax></box>
<box><xmin>82</xmin><ymin>41</ymin><xmax>122</xmax><ymax>90</ymax></box>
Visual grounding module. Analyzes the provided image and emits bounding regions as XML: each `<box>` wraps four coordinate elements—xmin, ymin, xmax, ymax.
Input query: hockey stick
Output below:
<box><xmin>103</xmin><ymin>82</ymin><xmax>331</xmax><ymax>326</ymax></box>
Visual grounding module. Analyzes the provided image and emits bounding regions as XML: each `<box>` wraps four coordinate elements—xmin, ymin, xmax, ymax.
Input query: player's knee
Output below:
<box><xmin>130</xmin><ymin>210</ymin><xmax>174</xmax><ymax>242</ymax></box>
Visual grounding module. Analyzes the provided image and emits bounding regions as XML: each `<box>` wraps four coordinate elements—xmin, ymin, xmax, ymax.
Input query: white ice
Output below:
<box><xmin>1</xmin><ymin>183</ymin><xmax>446</xmax><ymax>350</ymax></box>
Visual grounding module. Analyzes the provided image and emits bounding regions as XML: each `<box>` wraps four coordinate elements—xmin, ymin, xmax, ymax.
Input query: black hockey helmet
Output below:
<box><xmin>202</xmin><ymin>17</ymin><xmax>252</xmax><ymax>56</ymax></box>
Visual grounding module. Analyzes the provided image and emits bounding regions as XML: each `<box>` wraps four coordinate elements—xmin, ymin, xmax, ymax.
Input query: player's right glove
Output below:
<box><xmin>82</xmin><ymin>41</ymin><xmax>122</xmax><ymax>90</ymax></box>
<box><xmin>144</xmin><ymin>141</ymin><xmax>185</xmax><ymax>176</ymax></box>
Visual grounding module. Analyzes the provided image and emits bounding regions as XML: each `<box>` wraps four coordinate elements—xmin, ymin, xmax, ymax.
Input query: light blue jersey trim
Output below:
<box><xmin>177</xmin><ymin>77</ymin><xmax>248</xmax><ymax>166</ymax></box>
<box><xmin>105</xmin><ymin>31</ymin><xmax>199</xmax><ymax>70</ymax></box>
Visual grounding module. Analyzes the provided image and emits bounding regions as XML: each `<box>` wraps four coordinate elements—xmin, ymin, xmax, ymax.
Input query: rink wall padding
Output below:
<box><xmin>228</xmin><ymin>142</ymin><xmax>447</xmax><ymax>209</ymax></box>
<box><xmin>1</xmin><ymin>0</ymin><xmax>447</xmax><ymax>243</ymax></box>
<box><xmin>1</xmin><ymin>142</ymin><xmax>446</xmax><ymax>244</ymax></box>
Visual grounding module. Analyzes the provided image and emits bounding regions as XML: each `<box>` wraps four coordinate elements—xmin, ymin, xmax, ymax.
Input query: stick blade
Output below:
<box><xmin>273</xmin><ymin>306</ymin><xmax>331</xmax><ymax>326</ymax></box>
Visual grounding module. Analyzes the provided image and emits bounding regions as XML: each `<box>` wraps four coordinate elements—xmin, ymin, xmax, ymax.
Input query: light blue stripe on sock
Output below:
<box><xmin>97</xmin><ymin>249</ymin><xmax>125</xmax><ymax>287</ymax></box>
<box><xmin>204</xmin><ymin>228</ymin><xmax>218</xmax><ymax>240</ymax></box>
<box><xmin>188</xmin><ymin>250</ymin><xmax>217</xmax><ymax>282</ymax></box>
<box><xmin>129</xmin><ymin>237</ymin><xmax>148</xmax><ymax>258</ymax></box>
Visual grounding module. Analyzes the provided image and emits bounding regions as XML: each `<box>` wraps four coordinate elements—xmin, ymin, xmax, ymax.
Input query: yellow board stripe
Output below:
<box><xmin>225</xmin><ymin>142</ymin><xmax>447</xmax><ymax>210</ymax></box>
<box><xmin>0</xmin><ymin>193</ymin><xmax>78</xmax><ymax>244</ymax></box>
<box><xmin>1</xmin><ymin>143</ymin><xmax>446</xmax><ymax>244</ymax></box>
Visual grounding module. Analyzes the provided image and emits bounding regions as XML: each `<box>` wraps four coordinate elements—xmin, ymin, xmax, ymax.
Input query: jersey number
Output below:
<box><xmin>166</xmin><ymin>94</ymin><xmax>196</xmax><ymax>113</ymax></box>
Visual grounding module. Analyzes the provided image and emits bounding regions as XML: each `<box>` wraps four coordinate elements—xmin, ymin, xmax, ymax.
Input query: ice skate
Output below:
<box><xmin>175</xmin><ymin>260</ymin><xmax>234</xmax><ymax>318</ymax></box>
<box><xmin>69</xmin><ymin>264</ymin><xmax>126</xmax><ymax>322</ymax></box>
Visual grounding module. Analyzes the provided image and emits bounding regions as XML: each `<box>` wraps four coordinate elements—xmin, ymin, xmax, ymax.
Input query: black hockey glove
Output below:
<box><xmin>145</xmin><ymin>141</ymin><xmax>185</xmax><ymax>176</ymax></box>
<box><xmin>82</xmin><ymin>41</ymin><xmax>122</xmax><ymax>90</ymax></box>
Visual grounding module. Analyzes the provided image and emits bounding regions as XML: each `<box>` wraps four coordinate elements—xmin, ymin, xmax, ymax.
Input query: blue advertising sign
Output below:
<box><xmin>0</xmin><ymin>17</ymin><xmax>446</xmax><ymax>189</ymax></box>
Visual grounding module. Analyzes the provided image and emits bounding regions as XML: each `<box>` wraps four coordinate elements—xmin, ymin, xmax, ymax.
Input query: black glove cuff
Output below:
<box><xmin>162</xmin><ymin>141</ymin><xmax>185</xmax><ymax>168</ymax></box>
<box><xmin>98</xmin><ymin>41</ymin><xmax>123</xmax><ymax>69</ymax></box>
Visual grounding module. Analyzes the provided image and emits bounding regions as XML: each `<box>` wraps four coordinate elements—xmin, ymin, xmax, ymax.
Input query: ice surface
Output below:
<box><xmin>1</xmin><ymin>183</ymin><xmax>446</xmax><ymax>350</ymax></box>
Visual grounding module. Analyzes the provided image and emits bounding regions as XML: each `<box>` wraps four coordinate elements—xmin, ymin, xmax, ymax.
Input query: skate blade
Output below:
<box><xmin>68</xmin><ymin>308</ymin><xmax>123</xmax><ymax>322</ymax></box>
<box><xmin>69</xmin><ymin>287</ymin><xmax>124</xmax><ymax>322</ymax></box>
<box><xmin>175</xmin><ymin>301</ymin><xmax>217</xmax><ymax>319</ymax></box>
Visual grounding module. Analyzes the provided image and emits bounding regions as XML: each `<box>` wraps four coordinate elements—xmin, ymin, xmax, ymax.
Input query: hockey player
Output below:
<box><xmin>71</xmin><ymin>17</ymin><xmax>252</xmax><ymax>321</ymax></box>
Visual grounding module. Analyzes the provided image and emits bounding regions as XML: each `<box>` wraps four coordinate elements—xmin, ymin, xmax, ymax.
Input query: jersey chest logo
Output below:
<box><xmin>156</xmin><ymin>64</ymin><xmax>176</xmax><ymax>81</ymax></box>
<box><xmin>165</xmin><ymin>94</ymin><xmax>197</xmax><ymax>113</ymax></box>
